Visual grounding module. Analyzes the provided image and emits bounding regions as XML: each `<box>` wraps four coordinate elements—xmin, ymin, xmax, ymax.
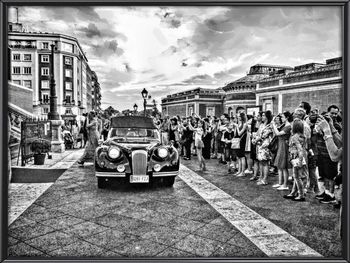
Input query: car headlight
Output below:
<box><xmin>108</xmin><ymin>147</ymin><xmax>121</xmax><ymax>159</ymax></box>
<box><xmin>157</xmin><ymin>147</ymin><xmax>168</xmax><ymax>158</ymax></box>
<box><xmin>154</xmin><ymin>163</ymin><xmax>161</xmax><ymax>172</ymax></box>
<box><xmin>117</xmin><ymin>164</ymin><xmax>125</xmax><ymax>172</ymax></box>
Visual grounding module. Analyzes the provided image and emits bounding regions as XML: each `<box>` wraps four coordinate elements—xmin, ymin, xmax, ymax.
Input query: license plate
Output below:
<box><xmin>130</xmin><ymin>175</ymin><xmax>149</xmax><ymax>183</ymax></box>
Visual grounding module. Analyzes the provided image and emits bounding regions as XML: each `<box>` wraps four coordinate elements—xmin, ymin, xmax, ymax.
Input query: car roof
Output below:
<box><xmin>110</xmin><ymin>116</ymin><xmax>157</xmax><ymax>129</ymax></box>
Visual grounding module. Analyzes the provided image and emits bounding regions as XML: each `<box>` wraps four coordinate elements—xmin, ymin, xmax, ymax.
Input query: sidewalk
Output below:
<box><xmin>181</xmin><ymin>157</ymin><xmax>342</xmax><ymax>257</ymax></box>
<box><xmin>9</xmin><ymin>149</ymin><xmax>84</xmax><ymax>225</ymax></box>
<box><xmin>11</xmin><ymin>148</ymin><xmax>83</xmax><ymax>169</ymax></box>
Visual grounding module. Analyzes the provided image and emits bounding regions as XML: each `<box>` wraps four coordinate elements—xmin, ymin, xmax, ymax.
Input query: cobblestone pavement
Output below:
<box><xmin>7</xmin><ymin>157</ymin><xmax>342</xmax><ymax>258</ymax></box>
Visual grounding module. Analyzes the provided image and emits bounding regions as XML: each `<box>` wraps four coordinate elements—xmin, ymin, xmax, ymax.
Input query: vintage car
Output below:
<box><xmin>95</xmin><ymin>116</ymin><xmax>179</xmax><ymax>188</ymax></box>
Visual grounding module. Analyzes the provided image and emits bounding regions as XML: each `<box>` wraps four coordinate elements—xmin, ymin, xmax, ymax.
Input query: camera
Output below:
<box><xmin>309</xmin><ymin>113</ymin><xmax>318</xmax><ymax>124</ymax></box>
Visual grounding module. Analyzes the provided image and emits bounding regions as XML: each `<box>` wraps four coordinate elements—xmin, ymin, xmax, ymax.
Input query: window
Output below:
<box><xmin>64</xmin><ymin>57</ymin><xmax>72</xmax><ymax>65</ymax></box>
<box><xmin>206</xmin><ymin>107</ymin><xmax>215</xmax><ymax>117</ymax></box>
<box><xmin>23</xmin><ymin>67</ymin><xmax>32</xmax><ymax>74</ymax></box>
<box><xmin>23</xmin><ymin>54</ymin><xmax>32</xmax><ymax>61</ymax></box>
<box><xmin>62</xmin><ymin>42</ymin><xmax>73</xmax><ymax>53</ymax></box>
<box><xmin>65</xmin><ymin>69</ymin><xmax>72</xmax><ymax>78</ymax></box>
<box><xmin>42</xmin><ymin>94</ymin><xmax>49</xmax><ymax>103</ymax></box>
<box><xmin>263</xmin><ymin>99</ymin><xmax>273</xmax><ymax>113</ymax></box>
<box><xmin>65</xmin><ymin>82</ymin><xmax>72</xmax><ymax>90</ymax></box>
<box><xmin>41</xmin><ymin>67</ymin><xmax>49</xmax><ymax>76</ymax></box>
<box><xmin>13</xmin><ymin>80</ymin><xmax>21</xmax><ymax>85</ymax></box>
<box><xmin>65</xmin><ymin>96</ymin><xmax>71</xmax><ymax>103</ymax></box>
<box><xmin>23</xmin><ymin>80</ymin><xmax>32</xmax><ymax>89</ymax></box>
<box><xmin>41</xmin><ymin>55</ymin><xmax>49</xmax><ymax>63</ymax></box>
<box><xmin>65</xmin><ymin>108</ymin><xmax>72</xmax><ymax>114</ymax></box>
<box><xmin>43</xmin><ymin>108</ymin><xmax>49</xmax><ymax>113</ymax></box>
<box><xmin>41</xmin><ymin>80</ymin><xmax>49</xmax><ymax>89</ymax></box>
<box><xmin>13</xmin><ymin>54</ymin><xmax>20</xmax><ymax>61</ymax></box>
<box><xmin>188</xmin><ymin>106</ymin><xmax>194</xmax><ymax>116</ymax></box>
<box><xmin>13</xmin><ymin>67</ymin><xmax>20</xmax><ymax>74</ymax></box>
<box><xmin>42</xmin><ymin>42</ymin><xmax>49</xmax><ymax>49</ymax></box>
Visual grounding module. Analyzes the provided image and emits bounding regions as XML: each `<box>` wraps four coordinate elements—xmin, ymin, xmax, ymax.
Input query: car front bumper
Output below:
<box><xmin>95</xmin><ymin>171</ymin><xmax>179</xmax><ymax>178</ymax></box>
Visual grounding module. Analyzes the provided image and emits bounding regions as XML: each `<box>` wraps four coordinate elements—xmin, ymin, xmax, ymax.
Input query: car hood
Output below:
<box><xmin>104</xmin><ymin>139</ymin><xmax>160</xmax><ymax>151</ymax></box>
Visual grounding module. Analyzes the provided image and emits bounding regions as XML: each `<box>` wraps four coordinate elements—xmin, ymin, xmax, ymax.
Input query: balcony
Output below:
<box><xmin>9</xmin><ymin>43</ymin><xmax>36</xmax><ymax>49</ymax></box>
<box><xmin>39</xmin><ymin>99</ymin><xmax>50</xmax><ymax>105</ymax></box>
<box><xmin>63</xmin><ymin>100</ymin><xmax>75</xmax><ymax>107</ymax></box>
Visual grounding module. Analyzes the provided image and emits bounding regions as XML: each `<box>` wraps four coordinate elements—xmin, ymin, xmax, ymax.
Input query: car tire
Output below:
<box><xmin>163</xmin><ymin>176</ymin><xmax>175</xmax><ymax>187</ymax></box>
<box><xmin>97</xmin><ymin>177</ymin><xmax>107</xmax><ymax>189</ymax></box>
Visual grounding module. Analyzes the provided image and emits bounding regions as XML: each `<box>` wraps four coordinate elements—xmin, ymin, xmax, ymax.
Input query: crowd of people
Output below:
<box><xmin>72</xmin><ymin>102</ymin><xmax>343</xmax><ymax>236</ymax></box>
<box><xmin>153</xmin><ymin>102</ymin><xmax>343</xmax><ymax>209</ymax></box>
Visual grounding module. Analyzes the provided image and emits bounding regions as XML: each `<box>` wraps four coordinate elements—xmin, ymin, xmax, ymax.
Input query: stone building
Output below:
<box><xmin>161</xmin><ymin>88</ymin><xmax>225</xmax><ymax>117</ymax></box>
<box><xmin>8</xmin><ymin>22</ymin><xmax>100</xmax><ymax>121</ymax></box>
<box><xmin>256</xmin><ymin>57</ymin><xmax>342</xmax><ymax>114</ymax></box>
<box><xmin>222</xmin><ymin>64</ymin><xmax>293</xmax><ymax>116</ymax></box>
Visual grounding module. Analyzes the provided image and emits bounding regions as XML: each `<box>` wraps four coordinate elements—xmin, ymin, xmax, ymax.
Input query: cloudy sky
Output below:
<box><xmin>9</xmin><ymin>6</ymin><xmax>341</xmax><ymax>111</ymax></box>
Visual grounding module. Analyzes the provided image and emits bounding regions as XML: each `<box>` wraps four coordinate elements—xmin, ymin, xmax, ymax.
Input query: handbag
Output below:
<box><xmin>268</xmin><ymin>136</ymin><xmax>278</xmax><ymax>153</ymax></box>
<box><xmin>231</xmin><ymin>137</ymin><xmax>241</xmax><ymax>149</ymax></box>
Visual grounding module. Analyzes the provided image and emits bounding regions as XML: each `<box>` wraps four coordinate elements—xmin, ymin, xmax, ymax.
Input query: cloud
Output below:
<box><xmin>90</xmin><ymin>40</ymin><xmax>124</xmax><ymax>58</ymax></box>
<box><xmin>10</xmin><ymin>6</ymin><xmax>341</xmax><ymax>111</ymax></box>
<box><xmin>156</xmin><ymin>9</ymin><xmax>183</xmax><ymax>28</ymax></box>
<box><xmin>77</xmin><ymin>22</ymin><xmax>127</xmax><ymax>40</ymax></box>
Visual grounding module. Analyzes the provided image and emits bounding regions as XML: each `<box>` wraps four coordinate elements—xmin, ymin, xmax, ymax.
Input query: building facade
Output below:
<box><xmin>91</xmin><ymin>71</ymin><xmax>102</xmax><ymax>111</ymax></box>
<box><xmin>161</xmin><ymin>88</ymin><xmax>225</xmax><ymax>117</ymax></box>
<box><xmin>222</xmin><ymin>64</ymin><xmax>293</xmax><ymax>116</ymax></box>
<box><xmin>162</xmin><ymin>57</ymin><xmax>342</xmax><ymax>117</ymax></box>
<box><xmin>256</xmin><ymin>57</ymin><xmax>342</xmax><ymax>114</ymax></box>
<box><xmin>8</xmin><ymin>22</ymin><xmax>100</xmax><ymax>121</ymax></box>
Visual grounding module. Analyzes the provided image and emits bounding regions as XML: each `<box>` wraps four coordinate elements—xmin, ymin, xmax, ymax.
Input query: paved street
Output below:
<box><xmin>8</xmin><ymin>156</ymin><xmax>342</xmax><ymax>258</ymax></box>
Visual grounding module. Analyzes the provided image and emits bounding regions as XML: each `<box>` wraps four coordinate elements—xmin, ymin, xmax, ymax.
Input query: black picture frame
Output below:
<box><xmin>1</xmin><ymin>0</ymin><xmax>349</xmax><ymax>262</ymax></box>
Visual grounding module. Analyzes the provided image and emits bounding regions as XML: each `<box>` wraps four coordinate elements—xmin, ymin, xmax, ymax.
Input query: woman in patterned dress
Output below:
<box><xmin>255</xmin><ymin>111</ymin><xmax>274</xmax><ymax>185</ymax></box>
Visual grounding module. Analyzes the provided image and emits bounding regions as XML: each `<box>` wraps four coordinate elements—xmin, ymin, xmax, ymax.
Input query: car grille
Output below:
<box><xmin>132</xmin><ymin>150</ymin><xmax>147</xmax><ymax>175</ymax></box>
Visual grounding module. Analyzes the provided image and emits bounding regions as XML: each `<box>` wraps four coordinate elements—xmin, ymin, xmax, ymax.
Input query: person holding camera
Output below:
<box><xmin>255</xmin><ymin>111</ymin><xmax>274</xmax><ymax>186</ymax></box>
<box><xmin>305</xmin><ymin>108</ymin><xmax>322</xmax><ymax>195</ymax></box>
<box><xmin>180</xmin><ymin>118</ymin><xmax>194</xmax><ymax>160</ymax></box>
<box><xmin>315</xmin><ymin>114</ymin><xmax>343</xmax><ymax>237</ymax></box>
<box><xmin>188</xmin><ymin>119</ymin><xmax>206</xmax><ymax>171</ymax></box>
<box><xmin>314</xmin><ymin>109</ymin><xmax>342</xmax><ymax>204</ymax></box>
<box><xmin>271</xmin><ymin>111</ymin><xmax>292</xmax><ymax>191</ymax></box>
<box><xmin>222</xmin><ymin>123</ymin><xmax>237</xmax><ymax>174</ymax></box>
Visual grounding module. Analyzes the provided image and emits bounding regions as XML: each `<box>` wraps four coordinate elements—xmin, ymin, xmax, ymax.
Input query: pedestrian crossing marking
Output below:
<box><xmin>179</xmin><ymin>165</ymin><xmax>322</xmax><ymax>257</ymax></box>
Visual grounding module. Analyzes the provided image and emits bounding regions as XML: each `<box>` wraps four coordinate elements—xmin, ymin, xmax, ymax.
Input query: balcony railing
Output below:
<box><xmin>9</xmin><ymin>44</ymin><xmax>37</xmax><ymax>49</ymax></box>
<box><xmin>63</xmin><ymin>100</ymin><xmax>75</xmax><ymax>106</ymax></box>
<box><xmin>39</xmin><ymin>100</ymin><xmax>50</xmax><ymax>105</ymax></box>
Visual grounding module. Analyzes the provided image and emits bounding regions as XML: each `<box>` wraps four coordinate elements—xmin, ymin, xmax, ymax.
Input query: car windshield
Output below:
<box><xmin>108</xmin><ymin>128</ymin><xmax>160</xmax><ymax>140</ymax></box>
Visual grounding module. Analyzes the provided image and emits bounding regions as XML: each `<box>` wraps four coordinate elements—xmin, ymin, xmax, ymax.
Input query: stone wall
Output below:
<box><xmin>282</xmin><ymin>88</ymin><xmax>342</xmax><ymax>113</ymax></box>
<box><xmin>166</xmin><ymin>104</ymin><xmax>187</xmax><ymax>117</ymax></box>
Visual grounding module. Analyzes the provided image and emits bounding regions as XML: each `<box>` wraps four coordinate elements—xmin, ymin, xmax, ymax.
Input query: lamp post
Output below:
<box><xmin>47</xmin><ymin>44</ymin><xmax>59</xmax><ymax>120</ymax></box>
<box><xmin>141</xmin><ymin>88</ymin><xmax>148</xmax><ymax>117</ymax></box>
<box><xmin>47</xmin><ymin>43</ymin><xmax>65</xmax><ymax>152</ymax></box>
<box><xmin>133</xmin><ymin>103</ymin><xmax>138</xmax><ymax>115</ymax></box>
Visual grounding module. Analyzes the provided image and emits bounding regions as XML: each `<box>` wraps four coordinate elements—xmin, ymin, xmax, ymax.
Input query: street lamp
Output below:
<box><xmin>47</xmin><ymin>43</ymin><xmax>59</xmax><ymax>120</ymax></box>
<box><xmin>133</xmin><ymin>103</ymin><xmax>138</xmax><ymax>115</ymax></box>
<box><xmin>141</xmin><ymin>88</ymin><xmax>148</xmax><ymax>117</ymax></box>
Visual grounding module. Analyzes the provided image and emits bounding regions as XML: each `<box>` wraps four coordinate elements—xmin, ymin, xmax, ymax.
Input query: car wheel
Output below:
<box><xmin>163</xmin><ymin>176</ymin><xmax>175</xmax><ymax>187</ymax></box>
<box><xmin>97</xmin><ymin>177</ymin><xmax>107</xmax><ymax>189</ymax></box>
